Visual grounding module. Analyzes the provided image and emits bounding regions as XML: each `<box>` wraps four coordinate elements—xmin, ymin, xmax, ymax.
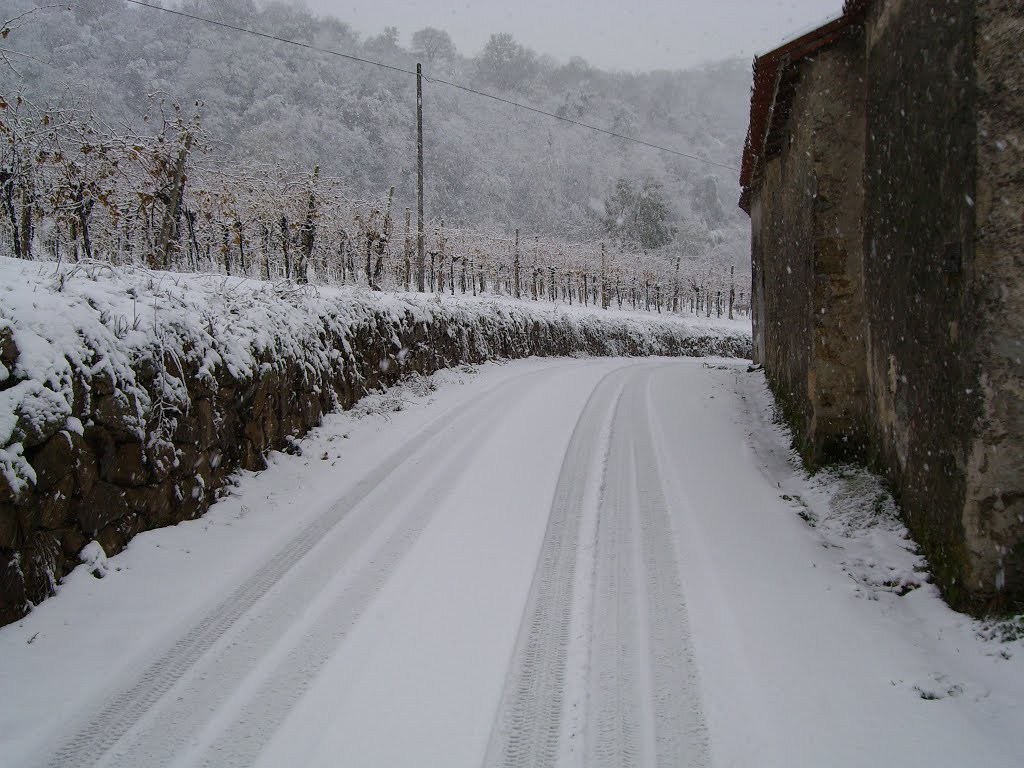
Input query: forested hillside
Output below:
<box><xmin>0</xmin><ymin>0</ymin><xmax>752</xmax><ymax>297</ymax></box>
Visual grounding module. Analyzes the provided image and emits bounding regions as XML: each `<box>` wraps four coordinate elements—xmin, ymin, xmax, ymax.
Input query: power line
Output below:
<box><xmin>423</xmin><ymin>74</ymin><xmax>739</xmax><ymax>172</ymax></box>
<box><xmin>119</xmin><ymin>0</ymin><xmax>740</xmax><ymax>173</ymax></box>
<box><xmin>121</xmin><ymin>0</ymin><xmax>417</xmax><ymax>77</ymax></box>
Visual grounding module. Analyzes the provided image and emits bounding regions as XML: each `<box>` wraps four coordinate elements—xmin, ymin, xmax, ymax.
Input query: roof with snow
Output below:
<box><xmin>738</xmin><ymin>0</ymin><xmax>870</xmax><ymax>213</ymax></box>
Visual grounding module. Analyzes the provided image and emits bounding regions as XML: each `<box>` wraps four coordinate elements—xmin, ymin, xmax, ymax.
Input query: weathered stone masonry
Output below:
<box><xmin>740</xmin><ymin>0</ymin><xmax>1024</xmax><ymax>612</ymax></box>
<box><xmin>747</xmin><ymin>27</ymin><xmax>868</xmax><ymax>462</ymax></box>
<box><xmin>0</xmin><ymin>303</ymin><xmax>750</xmax><ymax>628</ymax></box>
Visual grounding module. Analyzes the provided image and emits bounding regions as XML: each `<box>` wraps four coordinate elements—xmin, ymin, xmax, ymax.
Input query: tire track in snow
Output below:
<box><xmin>632</xmin><ymin>372</ymin><xmax>710</xmax><ymax>766</ymax></box>
<box><xmin>487</xmin><ymin>364</ymin><xmax>710</xmax><ymax>768</ymax></box>
<box><xmin>108</xmin><ymin>384</ymin><xmax>517</xmax><ymax>768</ymax></box>
<box><xmin>584</xmin><ymin>368</ymin><xmax>710</xmax><ymax>767</ymax></box>
<box><xmin>585</xmin><ymin>392</ymin><xmax>644</xmax><ymax>767</ymax></box>
<box><xmin>38</xmin><ymin>363</ymin><xmax>583</xmax><ymax>768</ymax></box>
<box><xmin>483</xmin><ymin>366</ymin><xmax>629</xmax><ymax>768</ymax></box>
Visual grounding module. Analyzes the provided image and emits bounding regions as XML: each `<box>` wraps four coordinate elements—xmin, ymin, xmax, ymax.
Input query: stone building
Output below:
<box><xmin>739</xmin><ymin>0</ymin><xmax>1023</xmax><ymax>613</ymax></box>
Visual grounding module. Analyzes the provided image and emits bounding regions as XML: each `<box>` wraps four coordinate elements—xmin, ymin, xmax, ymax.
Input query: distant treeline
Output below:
<box><xmin>0</xmin><ymin>0</ymin><xmax>752</xmax><ymax>308</ymax></box>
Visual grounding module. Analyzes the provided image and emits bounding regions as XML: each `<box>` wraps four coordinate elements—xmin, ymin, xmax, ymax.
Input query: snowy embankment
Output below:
<box><xmin>0</xmin><ymin>256</ymin><xmax>750</xmax><ymax>625</ymax></box>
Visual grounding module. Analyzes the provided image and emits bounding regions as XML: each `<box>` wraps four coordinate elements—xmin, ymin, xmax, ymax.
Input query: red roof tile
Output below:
<box><xmin>738</xmin><ymin>1</ymin><xmax>869</xmax><ymax>212</ymax></box>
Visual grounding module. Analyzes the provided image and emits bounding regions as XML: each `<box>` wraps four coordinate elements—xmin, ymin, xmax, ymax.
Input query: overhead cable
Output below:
<box><xmin>119</xmin><ymin>0</ymin><xmax>741</xmax><ymax>173</ymax></box>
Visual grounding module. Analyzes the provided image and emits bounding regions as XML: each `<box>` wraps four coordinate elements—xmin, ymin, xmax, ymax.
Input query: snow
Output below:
<box><xmin>0</xmin><ymin>255</ymin><xmax>748</xmax><ymax>499</ymax></box>
<box><xmin>78</xmin><ymin>541</ymin><xmax>111</xmax><ymax>579</ymax></box>
<box><xmin>662</xmin><ymin>366</ymin><xmax>1024</xmax><ymax>767</ymax></box>
<box><xmin>0</xmin><ymin>333</ymin><xmax>1020</xmax><ymax>766</ymax></box>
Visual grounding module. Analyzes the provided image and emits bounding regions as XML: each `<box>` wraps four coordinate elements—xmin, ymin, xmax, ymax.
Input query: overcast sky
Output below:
<box><xmin>298</xmin><ymin>0</ymin><xmax>844</xmax><ymax>71</ymax></box>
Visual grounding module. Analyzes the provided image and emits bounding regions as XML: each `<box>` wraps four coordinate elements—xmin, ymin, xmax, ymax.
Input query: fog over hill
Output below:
<box><xmin>1</xmin><ymin>0</ymin><xmax>752</xmax><ymax>268</ymax></box>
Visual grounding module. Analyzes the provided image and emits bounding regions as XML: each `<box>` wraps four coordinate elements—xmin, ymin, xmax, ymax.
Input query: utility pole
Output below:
<box><xmin>416</xmin><ymin>63</ymin><xmax>426</xmax><ymax>292</ymax></box>
<box><xmin>513</xmin><ymin>228</ymin><xmax>521</xmax><ymax>299</ymax></box>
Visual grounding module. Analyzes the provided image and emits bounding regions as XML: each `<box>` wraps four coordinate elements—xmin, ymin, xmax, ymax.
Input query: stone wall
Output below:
<box><xmin>0</xmin><ymin>300</ymin><xmax>750</xmax><ymax>627</ymax></box>
<box><xmin>962</xmin><ymin>0</ymin><xmax>1024</xmax><ymax>608</ymax></box>
<box><xmin>804</xmin><ymin>33</ymin><xmax>868</xmax><ymax>464</ymax></box>
<box><xmin>750</xmin><ymin>32</ymin><xmax>867</xmax><ymax>464</ymax></box>
<box><xmin>862</xmin><ymin>0</ymin><xmax>981</xmax><ymax>608</ymax></box>
<box><xmin>745</xmin><ymin>0</ymin><xmax>1023</xmax><ymax>613</ymax></box>
<box><xmin>749</xmin><ymin>139</ymin><xmax>814</xmax><ymax>446</ymax></box>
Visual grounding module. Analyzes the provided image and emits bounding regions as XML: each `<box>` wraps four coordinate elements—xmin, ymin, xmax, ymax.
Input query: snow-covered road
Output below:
<box><xmin>2</xmin><ymin>358</ymin><xmax>1022</xmax><ymax>767</ymax></box>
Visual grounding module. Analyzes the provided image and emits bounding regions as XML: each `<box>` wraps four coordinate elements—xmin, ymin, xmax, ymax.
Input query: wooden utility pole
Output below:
<box><xmin>416</xmin><ymin>63</ymin><xmax>426</xmax><ymax>292</ymax></box>
<box><xmin>513</xmin><ymin>227</ymin><xmax>521</xmax><ymax>299</ymax></box>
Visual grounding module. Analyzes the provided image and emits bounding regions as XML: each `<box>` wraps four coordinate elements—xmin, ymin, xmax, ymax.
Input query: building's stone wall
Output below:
<box><xmin>805</xmin><ymin>34</ymin><xmax>868</xmax><ymax>463</ymax></box>
<box><xmin>749</xmin><ymin>199</ymin><xmax>767</xmax><ymax>366</ymax></box>
<box><xmin>963</xmin><ymin>0</ymin><xmax>1024</xmax><ymax>607</ymax></box>
<box><xmin>747</xmin><ymin>0</ymin><xmax>1023</xmax><ymax>612</ymax></box>
<box><xmin>750</xmin><ymin>128</ymin><xmax>815</xmax><ymax>446</ymax></box>
<box><xmin>750</xmin><ymin>33</ymin><xmax>867</xmax><ymax>464</ymax></box>
<box><xmin>862</xmin><ymin>0</ymin><xmax>982</xmax><ymax>608</ymax></box>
